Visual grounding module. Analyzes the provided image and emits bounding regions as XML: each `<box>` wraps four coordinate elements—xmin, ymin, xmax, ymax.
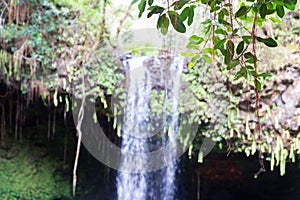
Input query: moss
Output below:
<box><xmin>0</xmin><ymin>141</ymin><xmax>72</xmax><ymax>200</ymax></box>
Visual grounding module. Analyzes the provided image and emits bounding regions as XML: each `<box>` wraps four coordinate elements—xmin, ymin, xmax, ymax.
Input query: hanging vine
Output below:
<box><xmin>136</xmin><ymin>0</ymin><xmax>300</xmax><ymax>176</ymax></box>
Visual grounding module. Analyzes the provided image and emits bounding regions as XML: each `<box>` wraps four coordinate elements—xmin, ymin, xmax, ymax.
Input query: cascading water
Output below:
<box><xmin>116</xmin><ymin>52</ymin><xmax>186</xmax><ymax>200</ymax></box>
<box><xmin>116</xmin><ymin>56</ymin><xmax>152</xmax><ymax>200</ymax></box>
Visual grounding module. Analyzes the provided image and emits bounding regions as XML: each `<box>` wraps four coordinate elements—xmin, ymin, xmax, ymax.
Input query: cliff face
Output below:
<box><xmin>239</xmin><ymin>62</ymin><xmax>300</xmax><ymax>136</ymax></box>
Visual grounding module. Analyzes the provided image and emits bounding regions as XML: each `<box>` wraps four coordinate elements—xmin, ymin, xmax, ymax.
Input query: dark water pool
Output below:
<box><xmin>75</xmin><ymin>152</ymin><xmax>300</xmax><ymax>200</ymax></box>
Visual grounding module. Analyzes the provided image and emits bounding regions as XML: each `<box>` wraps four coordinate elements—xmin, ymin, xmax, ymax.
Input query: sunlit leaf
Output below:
<box><xmin>202</xmin><ymin>54</ymin><xmax>212</xmax><ymax>64</ymax></box>
<box><xmin>215</xmin><ymin>28</ymin><xmax>226</xmax><ymax>35</ymax></box>
<box><xmin>189</xmin><ymin>35</ymin><xmax>204</xmax><ymax>44</ymax></box>
<box><xmin>203</xmin><ymin>48</ymin><xmax>213</xmax><ymax>54</ymax></box>
<box><xmin>181</xmin><ymin>52</ymin><xmax>195</xmax><ymax>58</ymax></box>
<box><xmin>138</xmin><ymin>0</ymin><xmax>147</xmax><ymax>18</ymax></box>
<box><xmin>180</xmin><ymin>7</ymin><xmax>190</xmax><ymax>21</ymax></box>
<box><xmin>284</xmin><ymin>0</ymin><xmax>297</xmax><ymax>10</ymax></box>
<box><xmin>188</xmin><ymin>5</ymin><xmax>195</xmax><ymax>26</ymax></box>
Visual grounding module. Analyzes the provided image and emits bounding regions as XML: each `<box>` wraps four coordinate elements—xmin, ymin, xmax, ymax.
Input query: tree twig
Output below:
<box><xmin>251</xmin><ymin>2</ymin><xmax>265</xmax><ymax>174</ymax></box>
<box><xmin>72</xmin><ymin>61</ymin><xmax>86</xmax><ymax>196</ymax></box>
<box><xmin>116</xmin><ymin>2</ymin><xmax>133</xmax><ymax>38</ymax></box>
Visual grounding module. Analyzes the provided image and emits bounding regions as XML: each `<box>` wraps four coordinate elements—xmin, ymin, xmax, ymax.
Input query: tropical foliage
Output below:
<box><xmin>136</xmin><ymin>0</ymin><xmax>300</xmax><ymax>176</ymax></box>
<box><xmin>0</xmin><ymin>1</ymin><xmax>299</xmax><ymax>197</ymax></box>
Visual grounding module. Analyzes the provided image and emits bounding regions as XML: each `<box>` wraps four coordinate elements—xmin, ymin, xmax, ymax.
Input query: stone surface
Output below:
<box><xmin>239</xmin><ymin>63</ymin><xmax>300</xmax><ymax>136</ymax></box>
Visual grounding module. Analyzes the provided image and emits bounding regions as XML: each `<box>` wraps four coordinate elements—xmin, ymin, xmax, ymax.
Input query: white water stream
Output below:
<box><xmin>116</xmin><ymin>54</ymin><xmax>185</xmax><ymax>200</ymax></box>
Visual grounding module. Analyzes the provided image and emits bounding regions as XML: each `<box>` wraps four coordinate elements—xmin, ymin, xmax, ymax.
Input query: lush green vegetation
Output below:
<box><xmin>0</xmin><ymin>140</ymin><xmax>72</xmax><ymax>199</ymax></box>
<box><xmin>0</xmin><ymin>0</ymin><xmax>299</xmax><ymax>197</ymax></box>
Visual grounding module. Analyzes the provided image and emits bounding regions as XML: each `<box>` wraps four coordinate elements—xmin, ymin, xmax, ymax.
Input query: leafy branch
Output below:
<box><xmin>136</xmin><ymin>0</ymin><xmax>299</xmax><ymax>176</ymax></box>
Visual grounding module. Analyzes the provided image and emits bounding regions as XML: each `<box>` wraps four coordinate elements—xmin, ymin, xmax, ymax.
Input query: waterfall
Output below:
<box><xmin>116</xmin><ymin>52</ymin><xmax>186</xmax><ymax>200</ymax></box>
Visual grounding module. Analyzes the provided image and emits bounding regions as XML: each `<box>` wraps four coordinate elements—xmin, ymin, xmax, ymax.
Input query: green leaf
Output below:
<box><xmin>219</xmin><ymin>20</ymin><xmax>231</xmax><ymax>27</ymax></box>
<box><xmin>188</xmin><ymin>35</ymin><xmax>204</xmax><ymax>48</ymax></box>
<box><xmin>189</xmin><ymin>35</ymin><xmax>204</xmax><ymax>44</ymax></box>
<box><xmin>249</xmin><ymin>70</ymin><xmax>257</xmax><ymax>76</ymax></box>
<box><xmin>220</xmin><ymin>48</ymin><xmax>226</xmax><ymax>56</ymax></box>
<box><xmin>189</xmin><ymin>35</ymin><xmax>201</xmax><ymax>41</ymax></box>
<box><xmin>147</xmin><ymin>6</ymin><xmax>164</xmax><ymax>18</ymax></box>
<box><xmin>138</xmin><ymin>0</ymin><xmax>147</xmax><ymax>18</ymax></box>
<box><xmin>267</xmin><ymin>2</ymin><xmax>274</xmax><ymax>9</ymax></box>
<box><xmin>215</xmin><ymin>28</ymin><xmax>226</xmax><ymax>35</ymax></box>
<box><xmin>255</xmin><ymin>79</ymin><xmax>262</xmax><ymax>91</ymax></box>
<box><xmin>225</xmin><ymin>40</ymin><xmax>234</xmax><ymax>65</ymax></box>
<box><xmin>181</xmin><ymin>52</ymin><xmax>195</xmax><ymax>58</ymax></box>
<box><xmin>233</xmin><ymin>28</ymin><xmax>239</xmax><ymax>34</ymax></box>
<box><xmin>257</xmin><ymin>37</ymin><xmax>278</xmax><ymax>47</ymax></box>
<box><xmin>157</xmin><ymin>14</ymin><xmax>169</xmax><ymax>35</ymax></box>
<box><xmin>148</xmin><ymin>0</ymin><xmax>154</xmax><ymax>6</ymax></box>
<box><xmin>191</xmin><ymin>54</ymin><xmax>200</xmax><ymax>63</ymax></box>
<box><xmin>246</xmin><ymin>58</ymin><xmax>254</xmax><ymax>63</ymax></box>
<box><xmin>202</xmin><ymin>54</ymin><xmax>212</xmax><ymax>64</ymax></box>
<box><xmin>270</xmin><ymin>16</ymin><xmax>282</xmax><ymax>23</ymax></box>
<box><xmin>266</xmin><ymin>9</ymin><xmax>276</xmax><ymax>15</ymax></box>
<box><xmin>223</xmin><ymin>3</ymin><xmax>233</xmax><ymax>7</ymax></box>
<box><xmin>168</xmin><ymin>11</ymin><xmax>186</xmax><ymax>33</ymax></box>
<box><xmin>244</xmin><ymin>52</ymin><xmax>254</xmax><ymax>59</ymax></box>
<box><xmin>211</xmin><ymin>5</ymin><xmax>221</xmax><ymax>12</ymax></box>
<box><xmin>188</xmin><ymin>5</ymin><xmax>195</xmax><ymax>26</ymax></box>
<box><xmin>276</xmin><ymin>5</ymin><xmax>285</xmax><ymax>18</ymax></box>
<box><xmin>203</xmin><ymin>48</ymin><xmax>213</xmax><ymax>54</ymax></box>
<box><xmin>235</xmin><ymin>67</ymin><xmax>247</xmax><ymax>80</ymax></box>
<box><xmin>214</xmin><ymin>38</ymin><xmax>226</xmax><ymax>50</ymax></box>
<box><xmin>246</xmin><ymin>65</ymin><xmax>254</xmax><ymax>70</ymax></box>
<box><xmin>260</xmin><ymin>4</ymin><xmax>267</xmax><ymax>19</ymax></box>
<box><xmin>235</xmin><ymin>6</ymin><xmax>248</xmax><ymax>18</ymax></box>
<box><xmin>161</xmin><ymin>26</ymin><xmax>169</xmax><ymax>35</ymax></box>
<box><xmin>227</xmin><ymin>59</ymin><xmax>240</xmax><ymax>70</ymax></box>
<box><xmin>180</xmin><ymin>7</ymin><xmax>190</xmax><ymax>21</ymax></box>
<box><xmin>258</xmin><ymin>72</ymin><xmax>272</xmax><ymax>78</ymax></box>
<box><xmin>188</xmin><ymin>54</ymin><xmax>200</xmax><ymax>68</ymax></box>
<box><xmin>187</xmin><ymin>43</ymin><xmax>200</xmax><ymax>49</ymax></box>
<box><xmin>218</xmin><ymin>10</ymin><xmax>224</xmax><ymax>21</ymax></box>
<box><xmin>236</xmin><ymin>41</ymin><xmax>244</xmax><ymax>55</ymax></box>
<box><xmin>242</xmin><ymin>36</ymin><xmax>252</xmax><ymax>44</ymax></box>
<box><xmin>284</xmin><ymin>0</ymin><xmax>296</xmax><ymax>10</ymax></box>
<box><xmin>172</xmin><ymin>0</ymin><xmax>191</xmax><ymax>10</ymax></box>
